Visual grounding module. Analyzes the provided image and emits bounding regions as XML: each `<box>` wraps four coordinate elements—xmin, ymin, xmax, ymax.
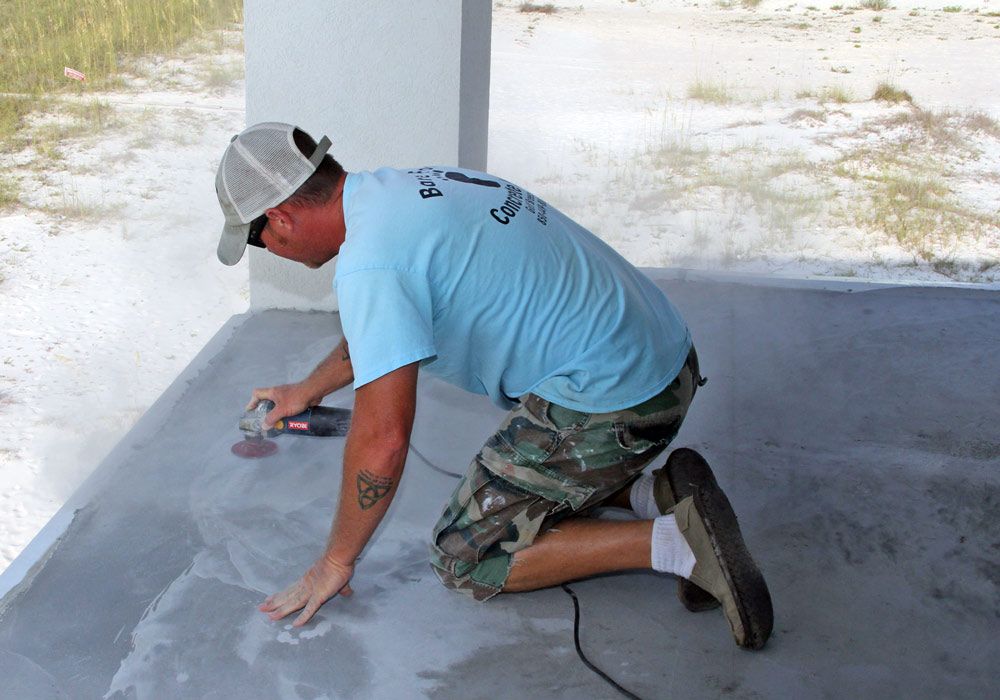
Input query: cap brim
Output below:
<box><xmin>217</xmin><ymin>222</ymin><xmax>250</xmax><ymax>266</ymax></box>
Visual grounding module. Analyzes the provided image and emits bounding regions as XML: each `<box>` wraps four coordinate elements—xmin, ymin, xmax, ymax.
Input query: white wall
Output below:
<box><xmin>244</xmin><ymin>0</ymin><xmax>492</xmax><ymax>311</ymax></box>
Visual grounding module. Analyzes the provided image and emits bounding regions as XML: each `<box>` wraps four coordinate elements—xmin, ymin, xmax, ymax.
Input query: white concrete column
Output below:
<box><xmin>243</xmin><ymin>0</ymin><xmax>492</xmax><ymax>311</ymax></box>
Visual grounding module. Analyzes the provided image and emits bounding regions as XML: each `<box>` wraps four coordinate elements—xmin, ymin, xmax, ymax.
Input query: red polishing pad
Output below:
<box><xmin>231</xmin><ymin>439</ymin><xmax>278</xmax><ymax>458</ymax></box>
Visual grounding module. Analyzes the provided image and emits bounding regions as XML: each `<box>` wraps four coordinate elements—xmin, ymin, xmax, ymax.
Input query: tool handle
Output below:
<box><xmin>277</xmin><ymin>405</ymin><xmax>352</xmax><ymax>437</ymax></box>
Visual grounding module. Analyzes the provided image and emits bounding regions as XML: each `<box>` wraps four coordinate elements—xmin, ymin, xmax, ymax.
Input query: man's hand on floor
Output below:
<box><xmin>259</xmin><ymin>556</ymin><xmax>354</xmax><ymax>627</ymax></box>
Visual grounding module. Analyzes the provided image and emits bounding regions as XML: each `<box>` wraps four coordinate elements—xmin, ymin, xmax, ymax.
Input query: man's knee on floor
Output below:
<box><xmin>427</xmin><ymin>543</ymin><xmax>510</xmax><ymax>601</ymax></box>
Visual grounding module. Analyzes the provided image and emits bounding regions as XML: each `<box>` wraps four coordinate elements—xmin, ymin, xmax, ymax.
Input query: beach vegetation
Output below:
<box><xmin>858</xmin><ymin>0</ymin><xmax>889</xmax><ymax>10</ymax></box>
<box><xmin>963</xmin><ymin>112</ymin><xmax>1000</xmax><ymax>137</ymax></box>
<box><xmin>519</xmin><ymin>3</ymin><xmax>558</xmax><ymax>13</ymax></box>
<box><xmin>0</xmin><ymin>96</ymin><xmax>35</xmax><ymax>149</ymax></box>
<box><xmin>0</xmin><ymin>0</ymin><xmax>242</xmax><ymax>96</ymax></box>
<box><xmin>872</xmin><ymin>82</ymin><xmax>913</xmax><ymax>103</ymax></box>
<box><xmin>0</xmin><ymin>0</ymin><xmax>242</xmax><ymax>162</ymax></box>
<box><xmin>0</xmin><ymin>175</ymin><xmax>19</xmax><ymax>208</ymax></box>
<box><xmin>787</xmin><ymin>109</ymin><xmax>827</xmax><ymax>122</ymax></box>
<box><xmin>820</xmin><ymin>85</ymin><xmax>853</xmax><ymax>103</ymax></box>
<box><xmin>687</xmin><ymin>80</ymin><xmax>734</xmax><ymax>104</ymax></box>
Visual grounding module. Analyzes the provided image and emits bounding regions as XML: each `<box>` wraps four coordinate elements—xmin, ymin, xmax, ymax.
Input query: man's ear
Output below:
<box><xmin>265</xmin><ymin>207</ymin><xmax>291</xmax><ymax>231</ymax></box>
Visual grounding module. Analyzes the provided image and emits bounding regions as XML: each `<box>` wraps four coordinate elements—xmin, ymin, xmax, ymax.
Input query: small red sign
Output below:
<box><xmin>64</xmin><ymin>67</ymin><xmax>86</xmax><ymax>82</ymax></box>
<box><xmin>287</xmin><ymin>420</ymin><xmax>309</xmax><ymax>431</ymax></box>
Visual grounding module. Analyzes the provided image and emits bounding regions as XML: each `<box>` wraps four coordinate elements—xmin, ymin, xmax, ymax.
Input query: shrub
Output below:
<box><xmin>687</xmin><ymin>80</ymin><xmax>733</xmax><ymax>104</ymax></box>
<box><xmin>872</xmin><ymin>82</ymin><xmax>913</xmax><ymax>103</ymax></box>
<box><xmin>519</xmin><ymin>3</ymin><xmax>558</xmax><ymax>13</ymax></box>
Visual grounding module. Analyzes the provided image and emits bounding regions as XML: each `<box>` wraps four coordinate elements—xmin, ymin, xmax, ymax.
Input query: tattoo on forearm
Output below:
<box><xmin>340</xmin><ymin>340</ymin><xmax>350</xmax><ymax>362</ymax></box>
<box><xmin>357</xmin><ymin>470</ymin><xmax>393</xmax><ymax>510</ymax></box>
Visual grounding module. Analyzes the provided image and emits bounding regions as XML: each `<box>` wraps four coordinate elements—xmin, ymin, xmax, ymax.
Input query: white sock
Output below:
<box><xmin>651</xmin><ymin>514</ymin><xmax>696</xmax><ymax>578</ymax></box>
<box><xmin>629</xmin><ymin>472</ymin><xmax>661</xmax><ymax>519</ymax></box>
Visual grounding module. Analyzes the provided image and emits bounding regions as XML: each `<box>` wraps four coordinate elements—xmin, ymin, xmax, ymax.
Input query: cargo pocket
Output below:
<box><xmin>480</xmin><ymin>433</ymin><xmax>597</xmax><ymax>511</ymax></box>
<box><xmin>613</xmin><ymin>416</ymin><xmax>679</xmax><ymax>455</ymax></box>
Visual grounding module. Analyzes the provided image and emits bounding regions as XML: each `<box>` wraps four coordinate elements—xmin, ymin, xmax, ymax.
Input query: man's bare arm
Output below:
<box><xmin>323</xmin><ymin>360</ymin><xmax>417</xmax><ymax>565</ymax></box>
<box><xmin>259</xmin><ymin>361</ymin><xmax>419</xmax><ymax>626</ymax></box>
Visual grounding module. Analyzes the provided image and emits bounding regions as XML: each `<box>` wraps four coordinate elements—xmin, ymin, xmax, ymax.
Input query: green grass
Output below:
<box><xmin>741</xmin><ymin>0</ymin><xmax>762</xmax><ymax>8</ymax></box>
<box><xmin>833</xmin><ymin>138</ymin><xmax>1000</xmax><ymax>271</ymax></box>
<box><xmin>820</xmin><ymin>85</ymin><xmax>853</xmax><ymax>103</ymax></box>
<box><xmin>0</xmin><ymin>95</ymin><xmax>36</xmax><ymax>145</ymax></box>
<box><xmin>858</xmin><ymin>0</ymin><xmax>889</xmax><ymax>10</ymax></box>
<box><xmin>0</xmin><ymin>0</ymin><xmax>242</xmax><ymax>95</ymax></box>
<box><xmin>37</xmin><ymin>196</ymin><xmax>116</xmax><ymax>221</ymax></box>
<box><xmin>690</xmin><ymin>151</ymin><xmax>827</xmax><ymax>252</ymax></box>
<box><xmin>5</xmin><ymin>97</ymin><xmax>122</xmax><ymax>161</ymax></box>
<box><xmin>861</xmin><ymin>174</ymin><xmax>967</xmax><ymax>250</ymax></box>
<box><xmin>872</xmin><ymin>82</ymin><xmax>913</xmax><ymax>103</ymax></box>
<box><xmin>687</xmin><ymin>79</ymin><xmax>734</xmax><ymax>104</ymax></box>
<box><xmin>963</xmin><ymin>112</ymin><xmax>1000</xmax><ymax>137</ymax></box>
<box><xmin>942</xmin><ymin>6</ymin><xmax>962</xmax><ymax>12</ymax></box>
<box><xmin>0</xmin><ymin>174</ymin><xmax>19</xmax><ymax>208</ymax></box>
<box><xmin>882</xmin><ymin>109</ymin><xmax>967</xmax><ymax>149</ymax></box>
<box><xmin>788</xmin><ymin>108</ymin><xmax>827</xmax><ymax>122</ymax></box>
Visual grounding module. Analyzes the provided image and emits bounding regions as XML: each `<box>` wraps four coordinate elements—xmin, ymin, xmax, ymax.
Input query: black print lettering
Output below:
<box><xmin>410</xmin><ymin>168</ymin><xmax>447</xmax><ymax>200</ymax></box>
<box><xmin>444</xmin><ymin>171</ymin><xmax>502</xmax><ymax>188</ymax></box>
<box><xmin>489</xmin><ymin>183</ymin><xmax>525</xmax><ymax>226</ymax></box>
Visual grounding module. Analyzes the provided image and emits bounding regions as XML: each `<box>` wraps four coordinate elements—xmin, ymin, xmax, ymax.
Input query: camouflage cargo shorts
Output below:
<box><xmin>429</xmin><ymin>346</ymin><xmax>704</xmax><ymax>601</ymax></box>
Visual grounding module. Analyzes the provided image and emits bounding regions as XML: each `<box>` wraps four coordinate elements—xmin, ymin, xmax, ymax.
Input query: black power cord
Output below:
<box><xmin>408</xmin><ymin>442</ymin><xmax>464</xmax><ymax>478</ymax></box>
<box><xmin>410</xmin><ymin>443</ymin><xmax>646</xmax><ymax>700</ymax></box>
<box><xmin>561</xmin><ymin>583</ymin><xmax>645</xmax><ymax>700</ymax></box>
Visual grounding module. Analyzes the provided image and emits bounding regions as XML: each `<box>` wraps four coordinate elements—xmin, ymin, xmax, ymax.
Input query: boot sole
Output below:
<box><xmin>693</xmin><ymin>484</ymin><xmax>773</xmax><ymax>650</ymax></box>
<box><xmin>663</xmin><ymin>448</ymin><xmax>722</xmax><ymax>612</ymax></box>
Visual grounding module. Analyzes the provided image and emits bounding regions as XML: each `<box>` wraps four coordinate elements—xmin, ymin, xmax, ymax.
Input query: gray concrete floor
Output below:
<box><xmin>1</xmin><ymin>276</ymin><xmax>997</xmax><ymax>699</ymax></box>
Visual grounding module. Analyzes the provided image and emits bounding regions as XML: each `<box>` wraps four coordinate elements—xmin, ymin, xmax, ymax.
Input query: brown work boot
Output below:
<box><xmin>674</xmin><ymin>489</ymin><xmax>773</xmax><ymax>650</ymax></box>
<box><xmin>651</xmin><ymin>448</ymin><xmax>721</xmax><ymax>612</ymax></box>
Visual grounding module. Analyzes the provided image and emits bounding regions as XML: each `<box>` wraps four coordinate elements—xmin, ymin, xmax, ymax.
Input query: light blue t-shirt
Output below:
<box><xmin>335</xmin><ymin>166</ymin><xmax>691</xmax><ymax>413</ymax></box>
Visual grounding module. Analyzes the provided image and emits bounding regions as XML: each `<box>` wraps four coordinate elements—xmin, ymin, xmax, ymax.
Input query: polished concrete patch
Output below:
<box><xmin>1</xmin><ymin>276</ymin><xmax>997</xmax><ymax>699</ymax></box>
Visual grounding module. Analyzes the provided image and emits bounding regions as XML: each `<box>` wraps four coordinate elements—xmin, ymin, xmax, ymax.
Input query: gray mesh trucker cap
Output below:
<box><xmin>215</xmin><ymin>122</ymin><xmax>331</xmax><ymax>265</ymax></box>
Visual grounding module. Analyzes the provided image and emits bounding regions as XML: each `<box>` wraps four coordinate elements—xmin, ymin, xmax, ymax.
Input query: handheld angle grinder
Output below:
<box><xmin>232</xmin><ymin>399</ymin><xmax>352</xmax><ymax>458</ymax></box>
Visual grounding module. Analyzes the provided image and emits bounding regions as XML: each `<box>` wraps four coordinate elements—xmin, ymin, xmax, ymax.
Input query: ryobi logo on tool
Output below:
<box><xmin>287</xmin><ymin>421</ymin><xmax>309</xmax><ymax>431</ymax></box>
